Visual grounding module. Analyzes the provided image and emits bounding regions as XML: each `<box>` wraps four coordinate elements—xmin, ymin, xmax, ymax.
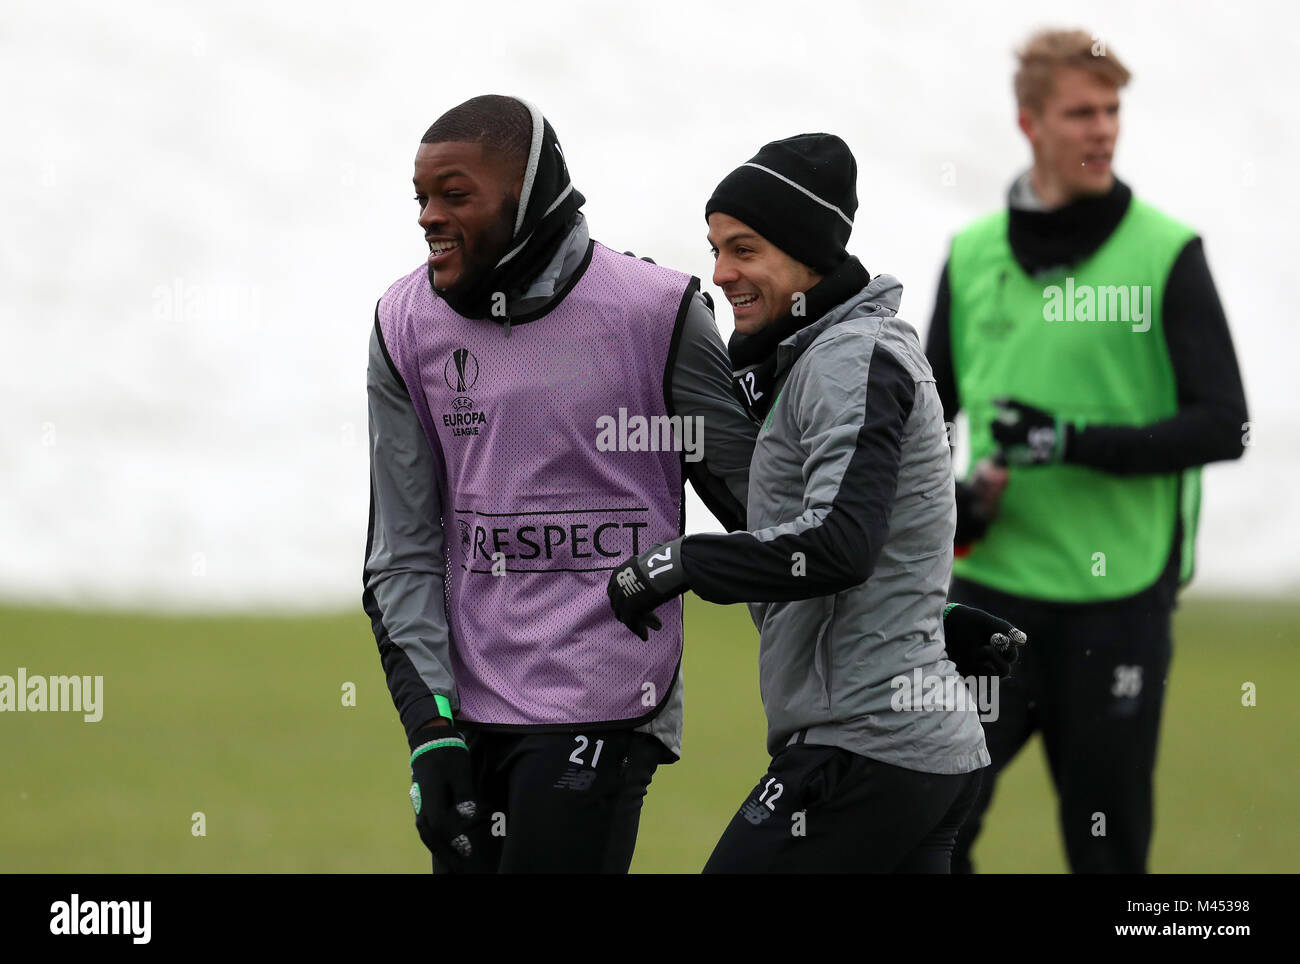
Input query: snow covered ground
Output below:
<box><xmin>2</xmin><ymin>0</ymin><xmax>1295</xmax><ymax>610</ymax></box>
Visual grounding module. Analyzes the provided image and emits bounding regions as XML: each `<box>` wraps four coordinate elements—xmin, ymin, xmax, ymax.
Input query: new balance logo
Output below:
<box><xmin>616</xmin><ymin>568</ymin><xmax>644</xmax><ymax>597</ymax></box>
<box><xmin>741</xmin><ymin>800</ymin><xmax>773</xmax><ymax>826</ymax></box>
<box><xmin>553</xmin><ymin>769</ymin><xmax>597</xmax><ymax>791</ymax></box>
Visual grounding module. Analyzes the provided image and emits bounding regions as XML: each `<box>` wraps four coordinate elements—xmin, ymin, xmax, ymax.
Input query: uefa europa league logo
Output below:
<box><xmin>445</xmin><ymin>348</ymin><xmax>480</xmax><ymax>392</ymax></box>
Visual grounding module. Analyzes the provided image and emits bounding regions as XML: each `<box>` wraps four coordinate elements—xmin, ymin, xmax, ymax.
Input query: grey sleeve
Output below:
<box><xmin>362</xmin><ymin>319</ymin><xmax>458</xmax><ymax>746</ymax></box>
<box><xmin>667</xmin><ymin>291</ymin><xmax>755</xmax><ymax>531</ymax></box>
<box><xmin>682</xmin><ymin>334</ymin><xmax>915</xmax><ymax>602</ymax></box>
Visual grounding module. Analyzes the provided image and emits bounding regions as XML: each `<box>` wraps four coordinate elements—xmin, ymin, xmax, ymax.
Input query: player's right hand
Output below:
<box><xmin>409</xmin><ymin>725</ymin><xmax>481</xmax><ymax>868</ymax></box>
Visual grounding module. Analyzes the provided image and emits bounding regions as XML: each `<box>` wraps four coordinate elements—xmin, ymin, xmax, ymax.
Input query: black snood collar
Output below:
<box><xmin>434</xmin><ymin>98</ymin><xmax>586</xmax><ymax>320</ymax></box>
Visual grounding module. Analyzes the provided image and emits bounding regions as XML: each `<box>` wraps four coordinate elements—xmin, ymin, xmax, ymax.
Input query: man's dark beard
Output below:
<box><xmin>434</xmin><ymin>193</ymin><xmax>519</xmax><ymax>297</ymax></box>
<box><xmin>432</xmin><ymin>119</ymin><xmax>586</xmax><ymax>322</ymax></box>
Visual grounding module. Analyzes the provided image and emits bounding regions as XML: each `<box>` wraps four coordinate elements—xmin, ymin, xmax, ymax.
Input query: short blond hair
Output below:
<box><xmin>1014</xmin><ymin>28</ymin><xmax>1132</xmax><ymax>112</ymax></box>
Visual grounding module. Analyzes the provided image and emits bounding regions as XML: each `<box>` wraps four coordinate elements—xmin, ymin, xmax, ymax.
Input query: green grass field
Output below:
<box><xmin>0</xmin><ymin>595</ymin><xmax>1294</xmax><ymax>873</ymax></box>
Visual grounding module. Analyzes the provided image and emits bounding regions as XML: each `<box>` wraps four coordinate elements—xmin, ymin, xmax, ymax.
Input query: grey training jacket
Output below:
<box><xmin>682</xmin><ymin>275</ymin><xmax>990</xmax><ymax>774</ymax></box>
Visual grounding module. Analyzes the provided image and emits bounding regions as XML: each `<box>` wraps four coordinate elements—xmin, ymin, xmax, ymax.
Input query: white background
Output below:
<box><xmin>2</xmin><ymin>0</ymin><xmax>1294</xmax><ymax>610</ymax></box>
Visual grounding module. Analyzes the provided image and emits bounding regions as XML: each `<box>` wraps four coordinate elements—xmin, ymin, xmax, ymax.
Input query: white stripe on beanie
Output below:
<box><xmin>742</xmin><ymin>162</ymin><xmax>855</xmax><ymax>228</ymax></box>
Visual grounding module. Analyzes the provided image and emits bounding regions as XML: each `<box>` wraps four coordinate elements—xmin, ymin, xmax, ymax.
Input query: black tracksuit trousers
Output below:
<box><xmin>947</xmin><ymin>576</ymin><xmax>1173</xmax><ymax>873</ymax></box>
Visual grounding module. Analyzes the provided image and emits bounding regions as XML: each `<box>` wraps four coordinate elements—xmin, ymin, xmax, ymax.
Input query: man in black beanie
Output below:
<box><xmin>605</xmin><ymin>134</ymin><xmax>1026</xmax><ymax>872</ymax></box>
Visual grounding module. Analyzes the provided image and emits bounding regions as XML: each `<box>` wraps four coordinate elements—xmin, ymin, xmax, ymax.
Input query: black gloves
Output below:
<box><xmin>942</xmin><ymin>602</ymin><xmax>1027</xmax><ymax>678</ymax></box>
<box><xmin>607</xmin><ymin>538</ymin><xmax>689</xmax><ymax>640</ymax></box>
<box><xmin>991</xmin><ymin>397</ymin><xmax>1073</xmax><ymax>466</ymax></box>
<box><xmin>409</xmin><ymin>722</ymin><xmax>482</xmax><ymax>869</ymax></box>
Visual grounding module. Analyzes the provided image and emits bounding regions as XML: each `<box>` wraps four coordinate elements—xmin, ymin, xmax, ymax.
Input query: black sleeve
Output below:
<box><xmin>680</xmin><ymin>342</ymin><xmax>914</xmax><ymax>603</ymax></box>
<box><xmin>924</xmin><ymin>258</ymin><xmax>960</xmax><ymax>425</ymax></box>
<box><xmin>1068</xmin><ymin>238</ymin><xmax>1249</xmax><ymax>474</ymax></box>
<box><xmin>665</xmin><ymin>288</ymin><xmax>754</xmax><ymax>532</ymax></box>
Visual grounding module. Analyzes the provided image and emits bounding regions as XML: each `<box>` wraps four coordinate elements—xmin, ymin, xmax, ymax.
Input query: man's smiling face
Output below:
<box><xmin>413</xmin><ymin>140</ymin><xmax>521</xmax><ymax>294</ymax></box>
<box><xmin>707</xmin><ymin>212</ymin><xmax>823</xmax><ymax>334</ymax></box>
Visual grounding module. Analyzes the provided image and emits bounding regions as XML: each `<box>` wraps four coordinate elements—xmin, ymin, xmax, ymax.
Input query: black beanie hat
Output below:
<box><xmin>705</xmin><ymin>133</ymin><xmax>858</xmax><ymax>274</ymax></box>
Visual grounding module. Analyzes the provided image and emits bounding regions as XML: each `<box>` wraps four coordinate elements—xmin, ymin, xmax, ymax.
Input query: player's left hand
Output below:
<box><xmin>990</xmin><ymin>397</ymin><xmax>1072</xmax><ymax>466</ymax></box>
<box><xmin>607</xmin><ymin>539</ymin><xmax>689</xmax><ymax>640</ymax></box>
<box><xmin>942</xmin><ymin>602</ymin><xmax>1027</xmax><ymax>678</ymax></box>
